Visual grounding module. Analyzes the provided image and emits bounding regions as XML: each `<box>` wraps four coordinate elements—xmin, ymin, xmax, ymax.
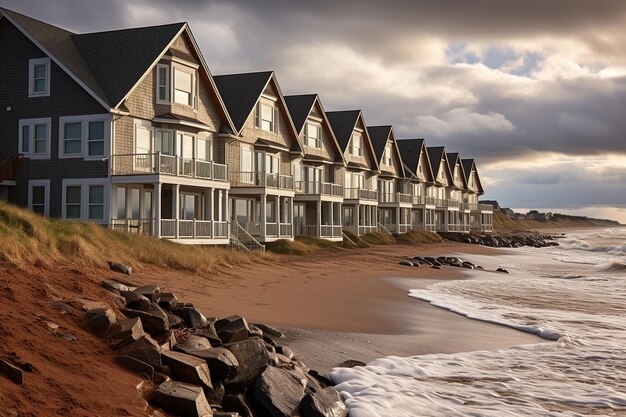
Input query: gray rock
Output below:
<box><xmin>86</xmin><ymin>308</ymin><xmax>117</xmax><ymax>333</ymax></box>
<box><xmin>300</xmin><ymin>387</ymin><xmax>348</xmax><ymax>417</ymax></box>
<box><xmin>120</xmin><ymin>291</ymin><xmax>152</xmax><ymax>311</ymax></box>
<box><xmin>215</xmin><ymin>315</ymin><xmax>250</xmax><ymax>343</ymax></box>
<box><xmin>212</xmin><ymin>412</ymin><xmax>239</xmax><ymax>417</ymax></box>
<box><xmin>398</xmin><ymin>260</ymin><xmax>414</xmax><ymax>266</ymax></box>
<box><xmin>115</xmin><ymin>355</ymin><xmax>155</xmax><ymax>380</ymax></box>
<box><xmin>0</xmin><ymin>359</ymin><xmax>23</xmax><ymax>385</ymax></box>
<box><xmin>51</xmin><ymin>300</ymin><xmax>74</xmax><ymax>314</ymax></box>
<box><xmin>102</xmin><ymin>279</ymin><xmax>131</xmax><ymax>292</ymax></box>
<box><xmin>222</xmin><ymin>338</ymin><xmax>269</xmax><ymax>390</ymax></box>
<box><xmin>251</xmin><ymin>366</ymin><xmax>305</xmax><ymax>417</ymax></box>
<box><xmin>248</xmin><ymin>323</ymin><xmax>263</xmax><ymax>338</ymax></box>
<box><xmin>252</xmin><ymin>323</ymin><xmax>284</xmax><ymax>338</ymax></box>
<box><xmin>307</xmin><ymin>370</ymin><xmax>333</xmax><ymax>388</ymax></box>
<box><xmin>204</xmin><ymin>382</ymin><xmax>225</xmax><ymax>405</ymax></box>
<box><xmin>222</xmin><ymin>394</ymin><xmax>255</xmax><ymax>417</ymax></box>
<box><xmin>109</xmin><ymin>317</ymin><xmax>145</xmax><ymax>349</ymax></box>
<box><xmin>193</xmin><ymin>323</ymin><xmax>221</xmax><ymax>346</ymax></box>
<box><xmin>338</xmin><ymin>360</ymin><xmax>365</xmax><ymax>368</ymax></box>
<box><xmin>117</xmin><ymin>335</ymin><xmax>162</xmax><ymax>369</ymax></box>
<box><xmin>108</xmin><ymin>261</ymin><xmax>132</xmax><ymax>275</ymax></box>
<box><xmin>161</xmin><ymin>350</ymin><xmax>213</xmax><ymax>392</ymax></box>
<box><xmin>189</xmin><ymin>348</ymin><xmax>239</xmax><ymax>383</ymax></box>
<box><xmin>123</xmin><ymin>303</ymin><xmax>170</xmax><ymax>335</ymax></box>
<box><xmin>275</xmin><ymin>345</ymin><xmax>295</xmax><ymax>360</ymax></box>
<box><xmin>133</xmin><ymin>284</ymin><xmax>161</xmax><ymax>302</ymax></box>
<box><xmin>166</xmin><ymin>311</ymin><xmax>183</xmax><ymax>329</ymax></box>
<box><xmin>175</xmin><ymin>306</ymin><xmax>209</xmax><ymax>329</ymax></box>
<box><xmin>175</xmin><ymin>335</ymin><xmax>213</xmax><ymax>354</ymax></box>
<box><xmin>149</xmin><ymin>380</ymin><xmax>213</xmax><ymax>417</ymax></box>
<box><xmin>158</xmin><ymin>292</ymin><xmax>178</xmax><ymax>310</ymax></box>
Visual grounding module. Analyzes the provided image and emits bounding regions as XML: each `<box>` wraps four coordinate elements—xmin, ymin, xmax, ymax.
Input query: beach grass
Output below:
<box><xmin>395</xmin><ymin>230</ymin><xmax>444</xmax><ymax>244</ymax></box>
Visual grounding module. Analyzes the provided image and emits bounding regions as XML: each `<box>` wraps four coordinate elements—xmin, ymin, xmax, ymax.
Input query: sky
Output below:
<box><xmin>3</xmin><ymin>0</ymin><xmax>626</xmax><ymax>223</ymax></box>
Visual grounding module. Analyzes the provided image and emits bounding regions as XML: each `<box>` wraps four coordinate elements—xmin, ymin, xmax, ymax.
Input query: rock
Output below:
<box><xmin>222</xmin><ymin>394</ymin><xmax>255</xmax><ymax>417</ymax></box>
<box><xmin>117</xmin><ymin>335</ymin><xmax>162</xmax><ymax>369</ymax></box>
<box><xmin>102</xmin><ymin>279</ymin><xmax>131</xmax><ymax>292</ymax></box>
<box><xmin>461</xmin><ymin>261</ymin><xmax>475</xmax><ymax>269</ymax></box>
<box><xmin>222</xmin><ymin>338</ymin><xmax>269</xmax><ymax>389</ymax></box>
<box><xmin>338</xmin><ymin>359</ymin><xmax>365</xmax><ymax>368</ymax></box>
<box><xmin>214</xmin><ymin>315</ymin><xmax>250</xmax><ymax>343</ymax></box>
<box><xmin>252</xmin><ymin>323</ymin><xmax>284</xmax><ymax>338</ymax></box>
<box><xmin>251</xmin><ymin>366</ymin><xmax>305</xmax><ymax>417</ymax></box>
<box><xmin>133</xmin><ymin>284</ymin><xmax>161</xmax><ymax>302</ymax></box>
<box><xmin>0</xmin><ymin>359</ymin><xmax>23</xmax><ymax>384</ymax></box>
<box><xmin>268</xmin><ymin>352</ymin><xmax>293</xmax><ymax>368</ymax></box>
<box><xmin>161</xmin><ymin>350</ymin><xmax>213</xmax><ymax>391</ymax></box>
<box><xmin>86</xmin><ymin>308</ymin><xmax>117</xmax><ymax>333</ymax></box>
<box><xmin>188</xmin><ymin>348</ymin><xmax>239</xmax><ymax>383</ymax></box>
<box><xmin>123</xmin><ymin>303</ymin><xmax>170</xmax><ymax>335</ymax></box>
<box><xmin>496</xmin><ymin>268</ymin><xmax>510</xmax><ymax>274</ymax></box>
<box><xmin>166</xmin><ymin>311</ymin><xmax>183</xmax><ymax>329</ymax></box>
<box><xmin>158</xmin><ymin>292</ymin><xmax>178</xmax><ymax>310</ymax></box>
<box><xmin>175</xmin><ymin>306</ymin><xmax>209</xmax><ymax>329</ymax></box>
<box><xmin>175</xmin><ymin>335</ymin><xmax>213</xmax><ymax>354</ymax></box>
<box><xmin>398</xmin><ymin>260</ymin><xmax>414</xmax><ymax>266</ymax></box>
<box><xmin>108</xmin><ymin>261</ymin><xmax>132</xmax><ymax>275</ymax></box>
<box><xmin>205</xmin><ymin>382</ymin><xmax>225</xmax><ymax>405</ymax></box>
<box><xmin>110</xmin><ymin>317</ymin><xmax>145</xmax><ymax>349</ymax></box>
<box><xmin>71</xmin><ymin>298</ymin><xmax>108</xmax><ymax>312</ymax></box>
<box><xmin>115</xmin><ymin>355</ymin><xmax>154</xmax><ymax>380</ymax></box>
<box><xmin>50</xmin><ymin>300</ymin><xmax>74</xmax><ymax>314</ymax></box>
<box><xmin>120</xmin><ymin>291</ymin><xmax>152</xmax><ymax>311</ymax></box>
<box><xmin>431</xmin><ymin>266</ymin><xmax>441</xmax><ymax>270</ymax></box>
<box><xmin>193</xmin><ymin>324</ymin><xmax>221</xmax><ymax>346</ymax></box>
<box><xmin>149</xmin><ymin>380</ymin><xmax>212</xmax><ymax>417</ymax></box>
<box><xmin>212</xmin><ymin>412</ymin><xmax>239</xmax><ymax>417</ymax></box>
<box><xmin>300</xmin><ymin>387</ymin><xmax>348</xmax><ymax>417</ymax></box>
<box><xmin>307</xmin><ymin>370</ymin><xmax>333</xmax><ymax>388</ymax></box>
<box><xmin>155</xmin><ymin>330</ymin><xmax>178</xmax><ymax>351</ymax></box>
<box><xmin>248</xmin><ymin>324</ymin><xmax>263</xmax><ymax>338</ymax></box>
<box><xmin>275</xmin><ymin>345</ymin><xmax>295</xmax><ymax>360</ymax></box>
<box><xmin>58</xmin><ymin>332</ymin><xmax>77</xmax><ymax>341</ymax></box>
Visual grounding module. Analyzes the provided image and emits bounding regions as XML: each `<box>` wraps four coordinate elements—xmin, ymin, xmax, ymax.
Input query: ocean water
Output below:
<box><xmin>330</xmin><ymin>228</ymin><xmax>626</xmax><ymax>416</ymax></box>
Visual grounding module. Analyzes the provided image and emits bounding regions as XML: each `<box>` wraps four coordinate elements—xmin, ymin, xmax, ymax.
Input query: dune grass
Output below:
<box><xmin>395</xmin><ymin>230</ymin><xmax>444</xmax><ymax>244</ymax></box>
<box><xmin>493</xmin><ymin>211</ymin><xmax>616</xmax><ymax>232</ymax></box>
<box><xmin>265</xmin><ymin>236</ymin><xmax>338</xmax><ymax>255</ymax></box>
<box><xmin>0</xmin><ymin>201</ymin><xmax>276</xmax><ymax>274</ymax></box>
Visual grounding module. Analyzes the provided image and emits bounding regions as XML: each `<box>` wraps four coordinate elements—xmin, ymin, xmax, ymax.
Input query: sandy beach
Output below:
<box><xmin>132</xmin><ymin>242</ymin><xmax>543</xmax><ymax>372</ymax></box>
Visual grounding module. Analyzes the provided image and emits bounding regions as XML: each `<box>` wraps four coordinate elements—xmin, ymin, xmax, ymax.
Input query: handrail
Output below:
<box><xmin>342</xmin><ymin>232</ymin><xmax>358</xmax><ymax>247</ymax></box>
<box><xmin>377</xmin><ymin>222</ymin><xmax>392</xmax><ymax>235</ymax></box>
<box><xmin>110</xmin><ymin>153</ymin><xmax>228</xmax><ymax>181</ymax></box>
<box><xmin>231</xmin><ymin>220</ymin><xmax>265</xmax><ymax>251</ymax></box>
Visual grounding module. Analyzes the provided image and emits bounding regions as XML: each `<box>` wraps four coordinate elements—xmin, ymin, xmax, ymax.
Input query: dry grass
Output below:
<box><xmin>360</xmin><ymin>231</ymin><xmax>396</xmax><ymax>245</ymax></box>
<box><xmin>493</xmin><ymin>211</ymin><xmax>618</xmax><ymax>232</ymax></box>
<box><xmin>0</xmin><ymin>201</ymin><xmax>277</xmax><ymax>274</ymax></box>
<box><xmin>265</xmin><ymin>236</ymin><xmax>337</xmax><ymax>255</ymax></box>
<box><xmin>395</xmin><ymin>230</ymin><xmax>444</xmax><ymax>244</ymax></box>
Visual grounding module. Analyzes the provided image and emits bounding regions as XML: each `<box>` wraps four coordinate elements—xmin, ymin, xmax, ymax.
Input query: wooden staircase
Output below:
<box><xmin>0</xmin><ymin>155</ymin><xmax>20</xmax><ymax>184</ymax></box>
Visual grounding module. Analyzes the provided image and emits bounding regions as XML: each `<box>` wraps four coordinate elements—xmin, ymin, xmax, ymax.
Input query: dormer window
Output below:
<box><xmin>255</xmin><ymin>101</ymin><xmax>279</xmax><ymax>133</ymax></box>
<box><xmin>383</xmin><ymin>143</ymin><xmax>392</xmax><ymax>165</ymax></box>
<box><xmin>29</xmin><ymin>58</ymin><xmax>50</xmax><ymax>97</ymax></box>
<box><xmin>155</xmin><ymin>60</ymin><xmax>197</xmax><ymax>108</ymax></box>
<box><xmin>174</xmin><ymin>67</ymin><xmax>195</xmax><ymax>106</ymax></box>
<box><xmin>157</xmin><ymin>64</ymin><xmax>170</xmax><ymax>103</ymax></box>
<box><xmin>349</xmin><ymin>133</ymin><xmax>362</xmax><ymax>156</ymax></box>
<box><xmin>305</xmin><ymin>122</ymin><xmax>321</xmax><ymax>148</ymax></box>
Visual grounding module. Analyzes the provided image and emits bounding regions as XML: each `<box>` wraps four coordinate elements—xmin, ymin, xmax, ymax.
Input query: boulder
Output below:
<box><xmin>248</xmin><ymin>324</ymin><xmax>263</xmax><ymax>338</ymax></box>
<box><xmin>175</xmin><ymin>306</ymin><xmax>209</xmax><ymax>329</ymax></box>
<box><xmin>110</xmin><ymin>317</ymin><xmax>145</xmax><ymax>349</ymax></box>
<box><xmin>222</xmin><ymin>394</ymin><xmax>255</xmax><ymax>417</ymax></box>
<box><xmin>154</xmin><ymin>330</ymin><xmax>178</xmax><ymax>351</ymax></box>
<box><xmin>0</xmin><ymin>359</ymin><xmax>23</xmax><ymax>385</ymax></box>
<box><xmin>150</xmin><ymin>380</ymin><xmax>213</xmax><ymax>417</ymax></box>
<box><xmin>337</xmin><ymin>360</ymin><xmax>365</xmax><ymax>368</ymax></box>
<box><xmin>123</xmin><ymin>303</ymin><xmax>170</xmax><ymax>335</ymax></box>
<box><xmin>115</xmin><ymin>355</ymin><xmax>154</xmax><ymax>380</ymax></box>
<box><xmin>214</xmin><ymin>315</ymin><xmax>250</xmax><ymax>343</ymax></box>
<box><xmin>108</xmin><ymin>261</ymin><xmax>132</xmax><ymax>275</ymax></box>
<box><xmin>86</xmin><ymin>308</ymin><xmax>117</xmax><ymax>333</ymax></box>
<box><xmin>251</xmin><ymin>366</ymin><xmax>305</xmax><ymax>417</ymax></box>
<box><xmin>133</xmin><ymin>284</ymin><xmax>161</xmax><ymax>302</ymax></box>
<box><xmin>117</xmin><ymin>335</ymin><xmax>162</xmax><ymax>369</ymax></box>
<box><xmin>102</xmin><ymin>279</ymin><xmax>131</xmax><ymax>292</ymax></box>
<box><xmin>252</xmin><ymin>323</ymin><xmax>284</xmax><ymax>338</ymax></box>
<box><xmin>204</xmin><ymin>382</ymin><xmax>225</xmax><ymax>405</ymax></box>
<box><xmin>300</xmin><ymin>387</ymin><xmax>348</xmax><ymax>417</ymax></box>
<box><xmin>189</xmin><ymin>348</ymin><xmax>239</xmax><ymax>383</ymax></box>
<box><xmin>275</xmin><ymin>345</ymin><xmax>295</xmax><ymax>360</ymax></box>
<box><xmin>398</xmin><ymin>261</ymin><xmax>414</xmax><ymax>267</ymax></box>
<box><xmin>158</xmin><ymin>292</ymin><xmax>178</xmax><ymax>310</ymax></box>
<box><xmin>307</xmin><ymin>370</ymin><xmax>333</xmax><ymax>388</ymax></box>
<box><xmin>175</xmin><ymin>335</ymin><xmax>213</xmax><ymax>354</ymax></box>
<box><xmin>120</xmin><ymin>291</ymin><xmax>152</xmax><ymax>311</ymax></box>
<box><xmin>161</xmin><ymin>350</ymin><xmax>213</xmax><ymax>392</ymax></box>
<box><xmin>166</xmin><ymin>311</ymin><xmax>183</xmax><ymax>329</ymax></box>
<box><xmin>222</xmin><ymin>338</ymin><xmax>269</xmax><ymax>389</ymax></box>
<box><xmin>496</xmin><ymin>268</ymin><xmax>510</xmax><ymax>274</ymax></box>
<box><xmin>193</xmin><ymin>324</ymin><xmax>221</xmax><ymax>346</ymax></box>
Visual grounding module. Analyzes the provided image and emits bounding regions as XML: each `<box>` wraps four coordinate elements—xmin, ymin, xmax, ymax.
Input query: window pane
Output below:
<box><xmin>89</xmin><ymin>205</ymin><xmax>103</xmax><ymax>220</ymax></box>
<box><xmin>66</xmin><ymin>205</ymin><xmax>81</xmax><ymax>219</ymax></box>
<box><xmin>89</xmin><ymin>121</ymin><xmax>104</xmax><ymax>140</ymax></box>
<box><xmin>174</xmin><ymin>70</ymin><xmax>192</xmax><ymax>92</ymax></box>
<box><xmin>197</xmin><ymin>139</ymin><xmax>208</xmax><ymax>161</ymax></box>
<box><xmin>35</xmin><ymin>139</ymin><xmax>46</xmax><ymax>154</ymax></box>
<box><xmin>34</xmin><ymin>79</ymin><xmax>46</xmax><ymax>92</ymax></box>
<box><xmin>32</xmin><ymin>186</ymin><xmax>45</xmax><ymax>204</ymax></box>
<box><xmin>66</xmin><ymin>186</ymin><xmax>81</xmax><ymax>204</ymax></box>
<box><xmin>35</xmin><ymin>125</ymin><xmax>46</xmax><ymax>140</ymax></box>
<box><xmin>88</xmin><ymin>141</ymin><xmax>104</xmax><ymax>156</ymax></box>
<box><xmin>174</xmin><ymin>89</ymin><xmax>191</xmax><ymax>105</ymax></box>
<box><xmin>136</xmin><ymin>128</ymin><xmax>152</xmax><ymax>153</ymax></box>
<box><xmin>65</xmin><ymin>122</ymin><xmax>82</xmax><ymax>139</ymax></box>
<box><xmin>33</xmin><ymin>205</ymin><xmax>45</xmax><ymax>215</ymax></box>
<box><xmin>65</xmin><ymin>140</ymin><xmax>81</xmax><ymax>154</ymax></box>
<box><xmin>34</xmin><ymin>64</ymin><xmax>46</xmax><ymax>79</ymax></box>
<box><xmin>21</xmin><ymin>125</ymin><xmax>29</xmax><ymax>153</ymax></box>
<box><xmin>117</xmin><ymin>187</ymin><xmax>126</xmax><ymax>218</ymax></box>
<box><xmin>159</xmin><ymin>67</ymin><xmax>167</xmax><ymax>86</ymax></box>
<box><xmin>131</xmin><ymin>189</ymin><xmax>140</xmax><ymax>219</ymax></box>
<box><xmin>89</xmin><ymin>186</ymin><xmax>103</xmax><ymax>204</ymax></box>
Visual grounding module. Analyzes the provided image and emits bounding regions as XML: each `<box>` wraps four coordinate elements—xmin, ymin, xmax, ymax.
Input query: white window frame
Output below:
<box><xmin>18</xmin><ymin>118</ymin><xmax>51</xmax><ymax>159</ymax></box>
<box><xmin>255</xmin><ymin>97</ymin><xmax>279</xmax><ymax>133</ymax></box>
<box><xmin>58</xmin><ymin>114</ymin><xmax>110</xmax><ymax>159</ymax></box>
<box><xmin>305</xmin><ymin>122</ymin><xmax>321</xmax><ymax>149</ymax></box>
<box><xmin>156</xmin><ymin>64</ymin><xmax>170</xmax><ymax>104</ymax></box>
<box><xmin>28</xmin><ymin>57</ymin><xmax>51</xmax><ymax>97</ymax></box>
<box><xmin>349</xmin><ymin>133</ymin><xmax>362</xmax><ymax>157</ymax></box>
<box><xmin>172</xmin><ymin>64</ymin><xmax>196</xmax><ymax>108</ymax></box>
<box><xmin>62</xmin><ymin>178</ymin><xmax>109</xmax><ymax>224</ymax></box>
<box><xmin>28</xmin><ymin>179</ymin><xmax>50</xmax><ymax>217</ymax></box>
<box><xmin>383</xmin><ymin>143</ymin><xmax>392</xmax><ymax>165</ymax></box>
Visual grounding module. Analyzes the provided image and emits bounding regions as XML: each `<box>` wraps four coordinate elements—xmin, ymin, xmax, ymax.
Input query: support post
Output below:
<box><xmin>154</xmin><ymin>183</ymin><xmax>161</xmax><ymax>238</ymax></box>
<box><xmin>173</xmin><ymin>184</ymin><xmax>180</xmax><ymax>238</ymax></box>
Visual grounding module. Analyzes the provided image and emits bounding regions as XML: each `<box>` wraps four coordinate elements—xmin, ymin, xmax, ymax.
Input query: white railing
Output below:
<box><xmin>398</xmin><ymin>224</ymin><xmax>411</xmax><ymax>233</ymax></box>
<box><xmin>161</xmin><ymin>219</ymin><xmax>177</xmax><ymax>238</ymax></box>
<box><xmin>295</xmin><ymin>181</ymin><xmax>343</xmax><ymax>197</ymax></box>
<box><xmin>230</xmin><ymin>221</ymin><xmax>265</xmax><ymax>251</ymax></box>
<box><xmin>397</xmin><ymin>193</ymin><xmax>412</xmax><ymax>204</ymax></box>
<box><xmin>111</xmin><ymin>153</ymin><xmax>228</xmax><ymax>181</ymax></box>
<box><xmin>110</xmin><ymin>218</ymin><xmax>153</xmax><ymax>235</ymax></box>
<box><xmin>266</xmin><ymin>222</ymin><xmax>278</xmax><ymax>236</ymax></box>
<box><xmin>159</xmin><ymin>219</ymin><xmax>228</xmax><ymax>239</ymax></box>
<box><xmin>479</xmin><ymin>204</ymin><xmax>493</xmax><ymax>211</ymax></box>
<box><xmin>279</xmin><ymin>223</ymin><xmax>292</xmax><ymax>237</ymax></box>
<box><xmin>344</xmin><ymin>188</ymin><xmax>377</xmax><ymax>201</ymax></box>
<box><xmin>425</xmin><ymin>223</ymin><xmax>437</xmax><ymax>232</ymax></box>
<box><xmin>230</xmin><ymin>171</ymin><xmax>294</xmax><ymax>190</ymax></box>
<box><xmin>214</xmin><ymin>221</ymin><xmax>229</xmax><ymax>238</ymax></box>
<box><xmin>382</xmin><ymin>223</ymin><xmax>396</xmax><ymax>233</ymax></box>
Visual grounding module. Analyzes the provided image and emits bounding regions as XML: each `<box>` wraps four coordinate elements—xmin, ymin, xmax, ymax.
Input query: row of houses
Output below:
<box><xmin>0</xmin><ymin>8</ymin><xmax>494</xmax><ymax>248</ymax></box>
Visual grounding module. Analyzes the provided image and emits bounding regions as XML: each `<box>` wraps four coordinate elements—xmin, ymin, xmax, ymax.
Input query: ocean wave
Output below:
<box><xmin>598</xmin><ymin>261</ymin><xmax>626</xmax><ymax>273</ymax></box>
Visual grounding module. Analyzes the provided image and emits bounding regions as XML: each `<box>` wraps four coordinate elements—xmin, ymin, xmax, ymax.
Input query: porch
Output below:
<box><xmin>343</xmin><ymin>203</ymin><xmax>378</xmax><ymax>236</ymax></box>
<box><xmin>111</xmin><ymin>153</ymin><xmax>228</xmax><ymax>181</ymax></box>
<box><xmin>379</xmin><ymin>207</ymin><xmax>412</xmax><ymax>234</ymax></box>
<box><xmin>230</xmin><ymin>194</ymin><xmax>295</xmax><ymax>242</ymax></box>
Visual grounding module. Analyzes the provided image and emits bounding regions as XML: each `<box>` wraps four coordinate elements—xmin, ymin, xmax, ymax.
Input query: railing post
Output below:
<box><xmin>193</xmin><ymin>218</ymin><xmax>196</xmax><ymax>239</ymax></box>
<box><xmin>155</xmin><ymin>152</ymin><xmax>161</xmax><ymax>174</ymax></box>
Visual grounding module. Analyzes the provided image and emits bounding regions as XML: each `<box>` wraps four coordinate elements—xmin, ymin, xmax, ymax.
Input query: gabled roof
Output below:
<box><xmin>284</xmin><ymin>94</ymin><xmax>345</xmax><ymax>164</ymax></box>
<box><xmin>461</xmin><ymin>158</ymin><xmax>485</xmax><ymax>194</ymax></box>
<box><xmin>397</xmin><ymin>138</ymin><xmax>434</xmax><ymax>182</ymax></box>
<box><xmin>326</xmin><ymin>110</ymin><xmax>380</xmax><ymax>171</ymax></box>
<box><xmin>427</xmin><ymin>146</ymin><xmax>454</xmax><ymax>186</ymax></box>
<box><xmin>446</xmin><ymin>152</ymin><xmax>468</xmax><ymax>190</ymax></box>
<box><xmin>367</xmin><ymin>125</ymin><xmax>406</xmax><ymax>178</ymax></box>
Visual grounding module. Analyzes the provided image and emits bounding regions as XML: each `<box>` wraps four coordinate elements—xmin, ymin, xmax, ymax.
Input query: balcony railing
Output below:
<box><xmin>344</xmin><ymin>188</ymin><xmax>378</xmax><ymax>201</ymax></box>
<box><xmin>111</xmin><ymin>218</ymin><xmax>153</xmax><ymax>235</ymax></box>
<box><xmin>379</xmin><ymin>192</ymin><xmax>412</xmax><ymax>204</ymax></box>
<box><xmin>294</xmin><ymin>181</ymin><xmax>343</xmax><ymax>197</ymax></box>
<box><xmin>465</xmin><ymin>203</ymin><xmax>493</xmax><ymax>211</ymax></box>
<box><xmin>230</xmin><ymin>171</ymin><xmax>294</xmax><ymax>190</ymax></box>
<box><xmin>434</xmin><ymin>199</ymin><xmax>462</xmax><ymax>208</ymax></box>
<box><xmin>110</xmin><ymin>153</ymin><xmax>228</xmax><ymax>181</ymax></box>
<box><xmin>159</xmin><ymin>219</ymin><xmax>229</xmax><ymax>239</ymax></box>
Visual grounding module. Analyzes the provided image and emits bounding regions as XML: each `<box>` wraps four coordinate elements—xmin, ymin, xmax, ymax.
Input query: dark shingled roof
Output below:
<box><xmin>396</xmin><ymin>138</ymin><xmax>425</xmax><ymax>173</ymax></box>
<box><xmin>72</xmin><ymin>23</ymin><xmax>185</xmax><ymax>106</ymax></box>
<box><xmin>213</xmin><ymin>72</ymin><xmax>273</xmax><ymax>133</ymax></box>
<box><xmin>325</xmin><ymin>110</ymin><xmax>361</xmax><ymax>151</ymax></box>
<box><xmin>367</xmin><ymin>125</ymin><xmax>393</xmax><ymax>161</ymax></box>
<box><xmin>462</xmin><ymin>158</ymin><xmax>485</xmax><ymax>194</ymax></box>
<box><xmin>447</xmin><ymin>152</ymin><xmax>467</xmax><ymax>189</ymax></box>
<box><xmin>284</xmin><ymin>94</ymin><xmax>317</xmax><ymax>134</ymax></box>
<box><xmin>427</xmin><ymin>146</ymin><xmax>446</xmax><ymax>179</ymax></box>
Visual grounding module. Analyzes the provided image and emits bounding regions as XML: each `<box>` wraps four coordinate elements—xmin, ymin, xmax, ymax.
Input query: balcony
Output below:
<box><xmin>111</xmin><ymin>218</ymin><xmax>229</xmax><ymax>239</ymax></box>
<box><xmin>379</xmin><ymin>192</ymin><xmax>412</xmax><ymax>204</ymax></box>
<box><xmin>465</xmin><ymin>203</ymin><xmax>494</xmax><ymax>211</ymax></box>
<box><xmin>111</xmin><ymin>153</ymin><xmax>228</xmax><ymax>181</ymax></box>
<box><xmin>295</xmin><ymin>181</ymin><xmax>343</xmax><ymax>197</ymax></box>
<box><xmin>239</xmin><ymin>221</ymin><xmax>293</xmax><ymax>238</ymax></box>
<box><xmin>344</xmin><ymin>188</ymin><xmax>378</xmax><ymax>201</ymax></box>
<box><xmin>435</xmin><ymin>199</ymin><xmax>462</xmax><ymax>209</ymax></box>
<box><xmin>295</xmin><ymin>224</ymin><xmax>343</xmax><ymax>239</ymax></box>
<box><xmin>231</xmin><ymin>171</ymin><xmax>294</xmax><ymax>190</ymax></box>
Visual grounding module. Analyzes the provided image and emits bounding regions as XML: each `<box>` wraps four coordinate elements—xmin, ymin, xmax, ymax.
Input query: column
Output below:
<box><xmin>172</xmin><ymin>184</ymin><xmax>180</xmax><ymax>238</ymax></box>
<box><xmin>153</xmin><ymin>183</ymin><xmax>161</xmax><ymax>238</ymax></box>
<box><xmin>289</xmin><ymin>196</ymin><xmax>294</xmax><ymax>237</ymax></box>
<box><xmin>276</xmin><ymin>195</ymin><xmax>281</xmax><ymax>237</ymax></box>
<box><xmin>330</xmin><ymin>202</ymin><xmax>335</xmax><ymax>237</ymax></box>
<box><xmin>260</xmin><ymin>194</ymin><xmax>267</xmax><ymax>240</ymax></box>
<box><xmin>316</xmin><ymin>200</ymin><xmax>322</xmax><ymax>237</ymax></box>
<box><xmin>396</xmin><ymin>207</ymin><xmax>400</xmax><ymax>233</ymax></box>
<box><xmin>207</xmin><ymin>188</ymin><xmax>214</xmax><ymax>238</ymax></box>
<box><xmin>355</xmin><ymin>205</ymin><xmax>360</xmax><ymax>235</ymax></box>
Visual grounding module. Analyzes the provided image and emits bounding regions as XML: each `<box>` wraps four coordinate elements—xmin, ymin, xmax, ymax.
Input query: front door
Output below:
<box><xmin>293</xmin><ymin>203</ymin><xmax>305</xmax><ymax>235</ymax></box>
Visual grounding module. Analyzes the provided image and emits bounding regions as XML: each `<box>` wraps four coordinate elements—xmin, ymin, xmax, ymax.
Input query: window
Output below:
<box><xmin>18</xmin><ymin>118</ymin><xmax>51</xmax><ymax>158</ymax></box>
<box><xmin>29</xmin><ymin>58</ymin><xmax>50</xmax><ymax>97</ymax></box>
<box><xmin>305</xmin><ymin>122</ymin><xmax>321</xmax><ymax>148</ymax></box>
<box><xmin>65</xmin><ymin>186</ymin><xmax>82</xmax><ymax>219</ymax></box>
<box><xmin>28</xmin><ymin>180</ymin><xmax>50</xmax><ymax>216</ymax></box>
<box><xmin>349</xmin><ymin>133</ymin><xmax>362</xmax><ymax>156</ymax></box>
<box><xmin>156</xmin><ymin>64</ymin><xmax>170</xmax><ymax>103</ymax></box>
<box><xmin>64</xmin><ymin>122</ymin><xmax>82</xmax><ymax>155</ymax></box>
<box><xmin>255</xmin><ymin>102</ymin><xmax>279</xmax><ymax>133</ymax></box>
<box><xmin>59</xmin><ymin>115</ymin><xmax>109</xmax><ymax>158</ymax></box>
<box><xmin>383</xmin><ymin>143</ymin><xmax>392</xmax><ymax>165</ymax></box>
<box><xmin>63</xmin><ymin>179</ymin><xmax>108</xmax><ymax>222</ymax></box>
<box><xmin>155</xmin><ymin>130</ymin><xmax>174</xmax><ymax>155</ymax></box>
<box><xmin>173</xmin><ymin>67</ymin><xmax>194</xmax><ymax>107</ymax></box>
<box><xmin>89</xmin><ymin>186</ymin><xmax>104</xmax><ymax>220</ymax></box>
<box><xmin>88</xmin><ymin>121</ymin><xmax>105</xmax><ymax>156</ymax></box>
<box><xmin>196</xmin><ymin>137</ymin><xmax>212</xmax><ymax>161</ymax></box>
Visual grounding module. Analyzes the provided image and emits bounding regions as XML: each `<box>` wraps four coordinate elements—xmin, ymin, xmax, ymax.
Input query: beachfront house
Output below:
<box><xmin>368</xmin><ymin>126</ymin><xmax>412</xmax><ymax>234</ymax></box>
<box><xmin>446</xmin><ymin>153</ymin><xmax>471</xmax><ymax>233</ymax></box>
<box><xmin>213</xmin><ymin>72</ymin><xmax>303</xmax><ymax>244</ymax></box>
<box><xmin>426</xmin><ymin>147</ymin><xmax>462</xmax><ymax>232</ymax></box>
<box><xmin>461</xmin><ymin>158</ymin><xmax>493</xmax><ymax>232</ymax></box>
<box><xmin>326</xmin><ymin>111</ymin><xmax>380</xmax><ymax>236</ymax></box>
<box><xmin>285</xmin><ymin>94</ymin><xmax>345</xmax><ymax>241</ymax></box>
<box><xmin>0</xmin><ymin>8</ymin><xmax>235</xmax><ymax>244</ymax></box>
<box><xmin>396</xmin><ymin>138</ymin><xmax>437</xmax><ymax>232</ymax></box>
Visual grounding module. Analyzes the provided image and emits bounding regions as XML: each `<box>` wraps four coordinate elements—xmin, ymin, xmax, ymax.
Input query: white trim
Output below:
<box><xmin>27</xmin><ymin>179</ymin><xmax>50</xmax><ymax>217</ymax></box>
<box><xmin>61</xmin><ymin>178</ymin><xmax>110</xmax><ymax>223</ymax></box>
<box><xmin>156</xmin><ymin>63</ymin><xmax>170</xmax><ymax>105</ymax></box>
<box><xmin>18</xmin><ymin>117</ymin><xmax>51</xmax><ymax>159</ymax></box>
<box><xmin>28</xmin><ymin>57</ymin><xmax>50</xmax><ymax>97</ymax></box>
<box><xmin>58</xmin><ymin>114</ymin><xmax>111</xmax><ymax>160</ymax></box>
<box><xmin>153</xmin><ymin>117</ymin><xmax>211</xmax><ymax>130</ymax></box>
<box><xmin>172</xmin><ymin>62</ymin><xmax>197</xmax><ymax>109</ymax></box>
<box><xmin>260</xmin><ymin>93</ymin><xmax>278</xmax><ymax>102</ymax></box>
